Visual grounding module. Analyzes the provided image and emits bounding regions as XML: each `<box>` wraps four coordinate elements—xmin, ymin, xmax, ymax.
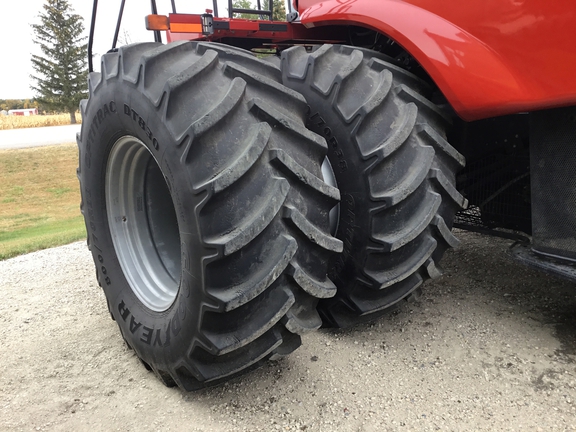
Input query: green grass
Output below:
<box><xmin>0</xmin><ymin>217</ymin><xmax>85</xmax><ymax>260</ymax></box>
<box><xmin>0</xmin><ymin>144</ymin><xmax>86</xmax><ymax>260</ymax></box>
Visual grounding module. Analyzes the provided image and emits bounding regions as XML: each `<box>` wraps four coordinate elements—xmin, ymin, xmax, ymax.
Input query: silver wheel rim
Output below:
<box><xmin>321</xmin><ymin>157</ymin><xmax>340</xmax><ymax>236</ymax></box>
<box><xmin>106</xmin><ymin>136</ymin><xmax>181</xmax><ymax>312</ymax></box>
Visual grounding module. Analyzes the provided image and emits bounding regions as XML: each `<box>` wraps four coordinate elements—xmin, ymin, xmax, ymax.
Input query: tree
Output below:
<box><xmin>31</xmin><ymin>0</ymin><xmax>88</xmax><ymax>124</ymax></box>
<box><xmin>272</xmin><ymin>0</ymin><xmax>286</xmax><ymax>21</ymax></box>
<box><xmin>232</xmin><ymin>0</ymin><xmax>287</xmax><ymax>20</ymax></box>
<box><xmin>232</xmin><ymin>0</ymin><xmax>255</xmax><ymax>18</ymax></box>
<box><xmin>0</xmin><ymin>99</ymin><xmax>25</xmax><ymax>110</ymax></box>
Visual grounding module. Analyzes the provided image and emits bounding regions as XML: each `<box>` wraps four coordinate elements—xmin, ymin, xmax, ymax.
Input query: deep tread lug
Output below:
<box><xmin>429</xmin><ymin>168</ymin><xmax>469</xmax><ymax>209</ymax></box>
<box><xmin>425</xmin><ymin>258</ymin><xmax>443</xmax><ymax>279</ymax></box>
<box><xmin>248</xmin><ymin>98</ymin><xmax>328</xmax><ymax>154</ymax></box>
<box><xmin>224</xmin><ymin>62</ymin><xmax>307</xmax><ymax>111</ymax></box>
<box><xmin>367</xmin><ymin>237</ymin><xmax>437</xmax><ymax>289</ymax></box>
<box><xmin>352</xmin><ymin>69</ymin><xmax>393</xmax><ymax>121</ymax></box>
<box><xmin>432</xmin><ymin>215</ymin><xmax>461</xmax><ymax>248</ymax></box>
<box><xmin>288</xmin><ymin>261</ymin><xmax>337</xmax><ymax>299</ymax></box>
<box><xmin>373</xmin><ymin>191</ymin><xmax>441</xmax><ymax>252</ymax></box>
<box><xmin>371</xmin><ymin>146</ymin><xmax>435</xmax><ymax>206</ymax></box>
<box><xmin>283</xmin><ymin>205</ymin><xmax>344</xmax><ymax>253</ymax></box>
<box><xmin>119</xmin><ymin>42</ymin><xmax>160</xmax><ymax>84</ymax></box>
<box><xmin>283</xmin><ymin>308</ymin><xmax>322</xmax><ymax>334</ymax></box>
<box><xmin>416</xmin><ymin>123</ymin><xmax>466</xmax><ymax>169</ymax></box>
<box><xmin>193</xmin><ymin>330</ymin><xmax>284</xmax><ymax>382</ymax></box>
<box><xmin>270</xmin><ymin>148</ymin><xmax>340</xmax><ymax>203</ymax></box>
<box><xmin>204</xmin><ymin>288</ymin><xmax>295</xmax><ymax>355</ymax></box>
<box><xmin>207</xmin><ymin>178</ymin><xmax>290</xmax><ymax>256</ymax></box>
<box><xmin>190</xmin><ymin>77</ymin><xmax>246</xmax><ymax>139</ymax></box>
<box><xmin>207</xmin><ymin>235</ymin><xmax>297</xmax><ymax>311</ymax></box>
<box><xmin>364</xmin><ymin>103</ymin><xmax>418</xmax><ymax>160</ymax></box>
<box><xmin>203</xmin><ymin>123</ymin><xmax>271</xmax><ymax>194</ymax></box>
<box><xmin>396</xmin><ymin>84</ymin><xmax>452</xmax><ymax>125</ymax></box>
<box><xmin>350</xmin><ymin>272</ymin><xmax>424</xmax><ymax>315</ymax></box>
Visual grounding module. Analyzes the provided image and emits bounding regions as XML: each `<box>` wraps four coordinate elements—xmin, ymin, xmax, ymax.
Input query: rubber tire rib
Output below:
<box><xmin>77</xmin><ymin>41</ymin><xmax>341</xmax><ymax>391</ymax></box>
<box><xmin>281</xmin><ymin>45</ymin><xmax>467</xmax><ymax>328</ymax></box>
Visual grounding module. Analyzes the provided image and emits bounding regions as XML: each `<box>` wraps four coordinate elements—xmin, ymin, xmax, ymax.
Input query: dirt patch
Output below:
<box><xmin>1</xmin><ymin>231</ymin><xmax>576</xmax><ymax>431</ymax></box>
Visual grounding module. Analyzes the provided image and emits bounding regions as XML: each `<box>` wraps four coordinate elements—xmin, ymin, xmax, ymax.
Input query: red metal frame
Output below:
<box><xmin>297</xmin><ymin>0</ymin><xmax>576</xmax><ymax>121</ymax></box>
<box><xmin>166</xmin><ymin>14</ymin><xmax>346</xmax><ymax>47</ymax></box>
<box><xmin>162</xmin><ymin>0</ymin><xmax>576</xmax><ymax>121</ymax></box>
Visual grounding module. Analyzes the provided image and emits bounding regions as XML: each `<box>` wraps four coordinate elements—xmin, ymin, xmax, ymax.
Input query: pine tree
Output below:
<box><xmin>31</xmin><ymin>0</ymin><xmax>87</xmax><ymax>124</ymax></box>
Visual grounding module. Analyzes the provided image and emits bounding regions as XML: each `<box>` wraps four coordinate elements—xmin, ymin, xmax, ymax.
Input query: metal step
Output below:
<box><xmin>509</xmin><ymin>241</ymin><xmax>576</xmax><ymax>282</ymax></box>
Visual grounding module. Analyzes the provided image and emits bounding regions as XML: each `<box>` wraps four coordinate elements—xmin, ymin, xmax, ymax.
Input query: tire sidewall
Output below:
<box><xmin>79</xmin><ymin>76</ymin><xmax>205</xmax><ymax>368</ymax></box>
<box><xmin>304</xmin><ymin>104</ymin><xmax>373</xmax><ymax>287</ymax></box>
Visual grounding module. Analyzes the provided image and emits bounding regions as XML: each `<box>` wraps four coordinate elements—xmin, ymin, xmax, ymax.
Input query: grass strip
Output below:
<box><xmin>0</xmin><ymin>144</ymin><xmax>86</xmax><ymax>260</ymax></box>
<box><xmin>0</xmin><ymin>217</ymin><xmax>85</xmax><ymax>260</ymax></box>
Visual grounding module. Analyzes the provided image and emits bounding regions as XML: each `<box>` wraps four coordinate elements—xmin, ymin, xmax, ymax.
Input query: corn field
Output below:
<box><xmin>0</xmin><ymin>114</ymin><xmax>82</xmax><ymax>130</ymax></box>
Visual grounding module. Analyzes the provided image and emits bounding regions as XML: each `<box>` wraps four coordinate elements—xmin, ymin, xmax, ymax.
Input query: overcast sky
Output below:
<box><xmin>0</xmin><ymin>0</ymin><xmax>234</xmax><ymax>99</ymax></box>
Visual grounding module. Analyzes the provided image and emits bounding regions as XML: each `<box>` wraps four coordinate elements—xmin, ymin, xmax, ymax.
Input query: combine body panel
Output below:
<box><xmin>296</xmin><ymin>0</ymin><xmax>576</xmax><ymax>120</ymax></box>
<box><xmin>163</xmin><ymin>1</ymin><xmax>576</xmax><ymax>120</ymax></box>
<box><xmin>165</xmin><ymin>16</ymin><xmax>346</xmax><ymax>47</ymax></box>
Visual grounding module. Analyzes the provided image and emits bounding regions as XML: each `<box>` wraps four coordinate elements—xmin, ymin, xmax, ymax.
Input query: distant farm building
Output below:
<box><xmin>8</xmin><ymin>108</ymin><xmax>38</xmax><ymax>116</ymax></box>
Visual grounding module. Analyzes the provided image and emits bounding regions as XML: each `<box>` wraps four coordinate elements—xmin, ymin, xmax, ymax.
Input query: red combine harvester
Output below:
<box><xmin>78</xmin><ymin>0</ymin><xmax>576</xmax><ymax>390</ymax></box>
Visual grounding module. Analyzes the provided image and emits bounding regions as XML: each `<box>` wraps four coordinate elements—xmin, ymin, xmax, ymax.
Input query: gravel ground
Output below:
<box><xmin>1</xmin><ymin>231</ymin><xmax>575</xmax><ymax>431</ymax></box>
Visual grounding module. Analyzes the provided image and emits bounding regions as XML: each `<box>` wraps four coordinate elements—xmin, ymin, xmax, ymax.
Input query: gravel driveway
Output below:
<box><xmin>1</xmin><ymin>231</ymin><xmax>575</xmax><ymax>431</ymax></box>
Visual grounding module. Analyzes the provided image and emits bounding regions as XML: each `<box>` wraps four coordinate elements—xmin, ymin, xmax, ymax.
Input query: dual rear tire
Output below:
<box><xmin>78</xmin><ymin>42</ymin><xmax>464</xmax><ymax>390</ymax></box>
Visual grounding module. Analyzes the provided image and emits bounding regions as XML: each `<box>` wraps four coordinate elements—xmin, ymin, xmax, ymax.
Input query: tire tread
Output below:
<box><xmin>78</xmin><ymin>41</ymin><xmax>339</xmax><ymax>389</ymax></box>
<box><xmin>281</xmin><ymin>44</ymin><xmax>466</xmax><ymax>327</ymax></box>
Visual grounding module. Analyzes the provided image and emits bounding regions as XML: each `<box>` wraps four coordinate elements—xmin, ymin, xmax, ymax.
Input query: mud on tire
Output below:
<box><xmin>77</xmin><ymin>41</ymin><xmax>342</xmax><ymax>390</ymax></box>
<box><xmin>281</xmin><ymin>45</ymin><xmax>467</xmax><ymax>328</ymax></box>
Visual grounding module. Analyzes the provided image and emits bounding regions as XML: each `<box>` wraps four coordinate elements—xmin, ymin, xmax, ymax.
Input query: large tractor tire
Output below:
<box><xmin>77</xmin><ymin>41</ymin><xmax>342</xmax><ymax>391</ymax></box>
<box><xmin>281</xmin><ymin>45</ymin><xmax>467</xmax><ymax>328</ymax></box>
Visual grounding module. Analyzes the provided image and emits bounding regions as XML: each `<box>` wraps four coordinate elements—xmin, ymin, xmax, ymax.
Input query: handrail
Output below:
<box><xmin>88</xmin><ymin>0</ymin><xmax>163</xmax><ymax>73</ymax></box>
<box><xmin>88</xmin><ymin>0</ymin><xmax>98</xmax><ymax>72</ymax></box>
<box><xmin>111</xmin><ymin>0</ymin><xmax>126</xmax><ymax>50</ymax></box>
